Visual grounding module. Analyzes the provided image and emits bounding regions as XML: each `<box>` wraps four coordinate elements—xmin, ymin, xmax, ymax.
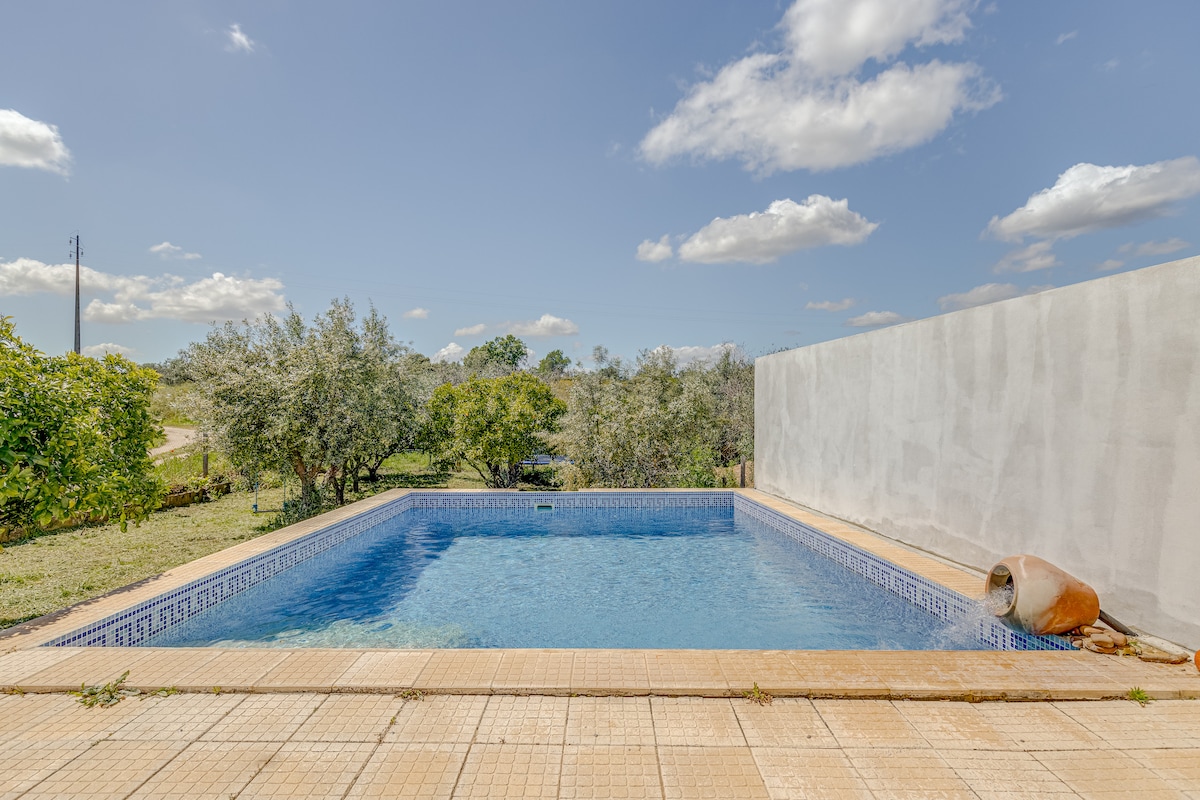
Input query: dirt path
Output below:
<box><xmin>151</xmin><ymin>425</ymin><xmax>196</xmax><ymax>459</ymax></box>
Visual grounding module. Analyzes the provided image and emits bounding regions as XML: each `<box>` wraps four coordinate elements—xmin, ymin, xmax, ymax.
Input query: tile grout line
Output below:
<box><xmin>446</xmin><ymin>693</ymin><xmax>489</xmax><ymax>798</ymax></box>
<box><xmin>649</xmin><ymin>695</ymin><xmax>668</xmax><ymax>800</ymax></box>
<box><xmin>891</xmin><ymin>698</ymin><xmax>988</xmax><ymax>800</ymax></box>
<box><xmin>145</xmin><ymin>692</ymin><xmax>267</xmax><ymax>800</ymax></box>
<box><xmin>226</xmin><ymin>741</ymin><xmax>286</xmax><ymax>800</ymax></box>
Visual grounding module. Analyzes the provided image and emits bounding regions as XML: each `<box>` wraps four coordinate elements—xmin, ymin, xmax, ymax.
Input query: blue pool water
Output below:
<box><xmin>144</xmin><ymin>507</ymin><xmax>991</xmax><ymax>650</ymax></box>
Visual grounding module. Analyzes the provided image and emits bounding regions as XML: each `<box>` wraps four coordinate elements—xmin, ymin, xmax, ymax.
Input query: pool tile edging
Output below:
<box><xmin>25</xmin><ymin>488</ymin><xmax>1067</xmax><ymax>652</ymax></box>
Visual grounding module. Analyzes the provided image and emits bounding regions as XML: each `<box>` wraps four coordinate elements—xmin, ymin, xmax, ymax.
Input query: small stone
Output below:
<box><xmin>1090</xmin><ymin>633</ymin><xmax>1115</xmax><ymax>647</ymax></box>
<box><xmin>1108</xmin><ymin>631</ymin><xmax>1128</xmax><ymax>647</ymax></box>
<box><xmin>1080</xmin><ymin>626</ymin><xmax>1104</xmax><ymax>636</ymax></box>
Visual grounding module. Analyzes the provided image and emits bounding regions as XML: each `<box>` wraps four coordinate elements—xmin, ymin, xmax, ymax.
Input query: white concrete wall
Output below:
<box><xmin>757</xmin><ymin>256</ymin><xmax>1200</xmax><ymax>649</ymax></box>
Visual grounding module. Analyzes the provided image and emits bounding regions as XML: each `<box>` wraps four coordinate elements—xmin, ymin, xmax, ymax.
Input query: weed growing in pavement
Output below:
<box><xmin>72</xmin><ymin>671</ymin><xmax>138</xmax><ymax>707</ymax></box>
<box><xmin>742</xmin><ymin>682</ymin><xmax>773</xmax><ymax>705</ymax></box>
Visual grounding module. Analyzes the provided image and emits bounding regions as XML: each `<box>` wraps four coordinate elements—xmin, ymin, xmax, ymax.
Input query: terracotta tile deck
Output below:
<box><xmin>1</xmin><ymin>489</ymin><xmax>1198</xmax><ymax>796</ymax></box>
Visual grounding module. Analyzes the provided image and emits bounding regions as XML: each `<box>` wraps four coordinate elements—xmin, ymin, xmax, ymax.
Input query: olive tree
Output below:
<box><xmin>554</xmin><ymin>345</ymin><xmax>751</xmax><ymax>488</ymax></box>
<box><xmin>0</xmin><ymin>318</ymin><xmax>164</xmax><ymax>533</ymax></box>
<box><xmin>462</xmin><ymin>335</ymin><xmax>529</xmax><ymax>376</ymax></box>
<box><xmin>186</xmin><ymin>299</ymin><xmax>417</xmax><ymax>507</ymax></box>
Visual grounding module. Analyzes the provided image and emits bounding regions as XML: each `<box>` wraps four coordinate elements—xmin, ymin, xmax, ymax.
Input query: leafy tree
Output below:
<box><xmin>704</xmin><ymin>347</ymin><xmax>755</xmax><ymax>465</ymax></box>
<box><xmin>553</xmin><ymin>346</ymin><xmax>747</xmax><ymax>488</ymax></box>
<box><xmin>140</xmin><ymin>356</ymin><xmax>192</xmax><ymax>385</ymax></box>
<box><xmin>535</xmin><ymin>349</ymin><xmax>571</xmax><ymax>380</ymax></box>
<box><xmin>186</xmin><ymin>299</ymin><xmax>417</xmax><ymax>507</ymax></box>
<box><xmin>463</xmin><ymin>335</ymin><xmax>529</xmax><ymax>376</ymax></box>
<box><xmin>425</xmin><ymin>372</ymin><xmax>566</xmax><ymax>487</ymax></box>
<box><xmin>0</xmin><ymin>318</ymin><xmax>164</xmax><ymax>533</ymax></box>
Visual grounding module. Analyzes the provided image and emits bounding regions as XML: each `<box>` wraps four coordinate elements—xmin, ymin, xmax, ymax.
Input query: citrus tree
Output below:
<box><xmin>424</xmin><ymin>372</ymin><xmax>566</xmax><ymax>487</ymax></box>
<box><xmin>0</xmin><ymin>318</ymin><xmax>164</xmax><ymax>533</ymax></box>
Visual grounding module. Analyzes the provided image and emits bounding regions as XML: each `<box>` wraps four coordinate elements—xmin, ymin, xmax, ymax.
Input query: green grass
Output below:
<box><xmin>0</xmin><ymin>485</ymin><xmax>288</xmax><ymax>629</ymax></box>
<box><xmin>0</xmin><ymin>453</ymin><xmax>558</xmax><ymax>630</ymax></box>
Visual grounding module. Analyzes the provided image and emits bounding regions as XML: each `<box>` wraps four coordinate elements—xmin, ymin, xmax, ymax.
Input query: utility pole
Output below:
<box><xmin>69</xmin><ymin>234</ymin><xmax>81</xmax><ymax>354</ymax></box>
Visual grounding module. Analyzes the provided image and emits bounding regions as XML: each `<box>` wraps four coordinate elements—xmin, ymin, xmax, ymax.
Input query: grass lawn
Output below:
<box><xmin>0</xmin><ymin>451</ymin><xmax>558</xmax><ymax>631</ymax></box>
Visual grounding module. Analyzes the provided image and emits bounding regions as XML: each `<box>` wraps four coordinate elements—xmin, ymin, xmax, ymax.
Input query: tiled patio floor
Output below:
<box><xmin>2</xmin><ymin>489</ymin><xmax>1197</xmax><ymax>796</ymax></box>
<box><xmin>2</xmin><ymin>691</ymin><xmax>1199</xmax><ymax>798</ymax></box>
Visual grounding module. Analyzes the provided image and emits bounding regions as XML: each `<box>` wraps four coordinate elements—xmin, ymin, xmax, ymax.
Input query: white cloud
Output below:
<box><xmin>453</xmin><ymin>323</ymin><xmax>487</xmax><ymax>337</ymax></box>
<box><xmin>0</xmin><ymin>109</ymin><xmax>71</xmax><ymax>175</ymax></box>
<box><xmin>806</xmin><ymin>298</ymin><xmax>855</xmax><ymax>311</ymax></box>
<box><xmin>636</xmin><ymin>235</ymin><xmax>674</xmax><ymax>263</ymax></box>
<box><xmin>936</xmin><ymin>282</ymin><xmax>1053</xmax><ymax>311</ymax></box>
<box><xmin>993</xmin><ymin>240</ymin><xmax>1060</xmax><ymax>273</ymax></box>
<box><xmin>506</xmin><ymin>314</ymin><xmax>579</xmax><ymax>338</ymax></box>
<box><xmin>1097</xmin><ymin>259</ymin><xmax>1125</xmax><ymax>271</ymax></box>
<box><xmin>846</xmin><ymin>310</ymin><xmax>911</xmax><ymax>327</ymax></box>
<box><xmin>782</xmin><ymin>0</ymin><xmax>973</xmax><ymax>76</ymax></box>
<box><xmin>226</xmin><ymin>23</ymin><xmax>255</xmax><ymax>53</ymax></box>
<box><xmin>1118</xmin><ymin>237</ymin><xmax>1190</xmax><ymax>257</ymax></box>
<box><xmin>1055</xmin><ymin>31</ymin><xmax>1078</xmax><ymax>45</ymax></box>
<box><xmin>403</xmin><ymin>307</ymin><xmax>429</xmax><ymax>319</ymax></box>
<box><xmin>677</xmin><ymin>196</ymin><xmax>878</xmax><ymax>264</ymax></box>
<box><xmin>986</xmin><ymin>158</ymin><xmax>1200</xmax><ymax>242</ymax></box>
<box><xmin>1102</xmin><ymin>58</ymin><xmax>1119</xmax><ymax>72</ymax></box>
<box><xmin>0</xmin><ymin>257</ymin><xmax>286</xmax><ymax>324</ymax></box>
<box><xmin>639</xmin><ymin>0</ymin><xmax>998</xmax><ymax>174</ymax></box>
<box><xmin>149</xmin><ymin>241</ymin><xmax>201</xmax><ymax>260</ymax></box>
<box><xmin>82</xmin><ymin>342</ymin><xmax>134</xmax><ymax>357</ymax></box>
<box><xmin>654</xmin><ymin>343</ymin><xmax>739</xmax><ymax>367</ymax></box>
<box><xmin>431</xmin><ymin>342</ymin><xmax>463</xmax><ymax>363</ymax></box>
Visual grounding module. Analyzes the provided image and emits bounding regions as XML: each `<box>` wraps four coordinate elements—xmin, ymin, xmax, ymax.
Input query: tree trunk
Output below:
<box><xmin>326</xmin><ymin>464</ymin><xmax>346</xmax><ymax>506</ymax></box>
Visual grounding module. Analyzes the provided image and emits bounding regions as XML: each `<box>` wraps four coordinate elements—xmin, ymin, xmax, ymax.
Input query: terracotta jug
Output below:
<box><xmin>985</xmin><ymin>555</ymin><xmax>1100</xmax><ymax>636</ymax></box>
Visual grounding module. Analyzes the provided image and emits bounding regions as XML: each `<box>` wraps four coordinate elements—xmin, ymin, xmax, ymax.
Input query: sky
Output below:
<box><xmin>2</xmin><ymin>1</ymin><xmax>1198</xmax><ymax>366</ymax></box>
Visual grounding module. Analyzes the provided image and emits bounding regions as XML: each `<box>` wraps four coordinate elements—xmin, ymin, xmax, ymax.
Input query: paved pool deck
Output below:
<box><xmin>1</xmin><ymin>489</ymin><xmax>1197</xmax><ymax>797</ymax></box>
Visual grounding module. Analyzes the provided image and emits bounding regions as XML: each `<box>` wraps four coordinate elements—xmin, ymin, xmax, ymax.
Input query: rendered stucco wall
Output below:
<box><xmin>756</xmin><ymin>256</ymin><xmax>1200</xmax><ymax>648</ymax></box>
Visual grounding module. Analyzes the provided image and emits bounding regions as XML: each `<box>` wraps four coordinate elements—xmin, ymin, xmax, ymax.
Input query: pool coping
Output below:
<box><xmin>1</xmin><ymin>489</ymin><xmax>1196</xmax><ymax>700</ymax></box>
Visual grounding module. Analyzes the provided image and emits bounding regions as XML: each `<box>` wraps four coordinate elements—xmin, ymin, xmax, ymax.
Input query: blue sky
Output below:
<box><xmin>3</xmin><ymin>1</ymin><xmax>1198</xmax><ymax>366</ymax></box>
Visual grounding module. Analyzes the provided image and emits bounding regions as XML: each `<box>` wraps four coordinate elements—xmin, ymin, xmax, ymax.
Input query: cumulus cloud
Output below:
<box><xmin>0</xmin><ymin>109</ymin><xmax>71</xmax><ymax>175</ymax></box>
<box><xmin>806</xmin><ymin>298</ymin><xmax>855</xmax><ymax>311</ymax></box>
<box><xmin>993</xmin><ymin>240</ymin><xmax>1060</xmax><ymax>273</ymax></box>
<box><xmin>150</xmin><ymin>241</ymin><xmax>201</xmax><ymax>260</ymax></box>
<box><xmin>936</xmin><ymin>282</ymin><xmax>1053</xmax><ymax>311</ymax></box>
<box><xmin>82</xmin><ymin>342</ymin><xmax>134</xmax><ymax>357</ymax></box>
<box><xmin>453</xmin><ymin>323</ymin><xmax>487</xmax><ymax>337</ymax></box>
<box><xmin>677</xmin><ymin>196</ymin><xmax>878</xmax><ymax>264</ymax></box>
<box><xmin>0</xmin><ymin>257</ymin><xmax>285</xmax><ymax>324</ymax></box>
<box><xmin>506</xmin><ymin>314</ymin><xmax>579</xmax><ymax>338</ymax></box>
<box><xmin>226</xmin><ymin>23</ymin><xmax>255</xmax><ymax>53</ymax></box>
<box><xmin>1097</xmin><ymin>259</ymin><xmax>1125</xmax><ymax>272</ymax></box>
<box><xmin>846</xmin><ymin>310</ymin><xmax>911</xmax><ymax>327</ymax></box>
<box><xmin>782</xmin><ymin>0</ymin><xmax>973</xmax><ymax>76</ymax></box>
<box><xmin>636</xmin><ymin>235</ymin><xmax>674</xmax><ymax>263</ymax></box>
<box><xmin>1118</xmin><ymin>237</ymin><xmax>1190</xmax><ymax>257</ymax></box>
<box><xmin>639</xmin><ymin>0</ymin><xmax>998</xmax><ymax>173</ymax></box>
<box><xmin>653</xmin><ymin>343</ymin><xmax>739</xmax><ymax>367</ymax></box>
<box><xmin>431</xmin><ymin>342</ymin><xmax>463</xmax><ymax>363</ymax></box>
<box><xmin>403</xmin><ymin>307</ymin><xmax>429</xmax><ymax>319</ymax></box>
<box><xmin>986</xmin><ymin>158</ymin><xmax>1200</xmax><ymax>242</ymax></box>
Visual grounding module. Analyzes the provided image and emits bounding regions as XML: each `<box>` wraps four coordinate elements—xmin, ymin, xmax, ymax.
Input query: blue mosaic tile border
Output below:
<box><xmin>732</xmin><ymin>495</ymin><xmax>1071</xmax><ymax>651</ymax></box>
<box><xmin>408</xmin><ymin>491</ymin><xmax>734</xmax><ymax>509</ymax></box>
<box><xmin>43</xmin><ymin>489</ymin><xmax>1066</xmax><ymax>651</ymax></box>
<box><xmin>42</xmin><ymin>494</ymin><xmax>417</xmax><ymax>648</ymax></box>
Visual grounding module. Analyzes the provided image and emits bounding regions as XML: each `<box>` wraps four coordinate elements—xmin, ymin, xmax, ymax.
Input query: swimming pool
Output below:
<box><xmin>43</xmin><ymin>491</ymin><xmax>1069</xmax><ymax>651</ymax></box>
